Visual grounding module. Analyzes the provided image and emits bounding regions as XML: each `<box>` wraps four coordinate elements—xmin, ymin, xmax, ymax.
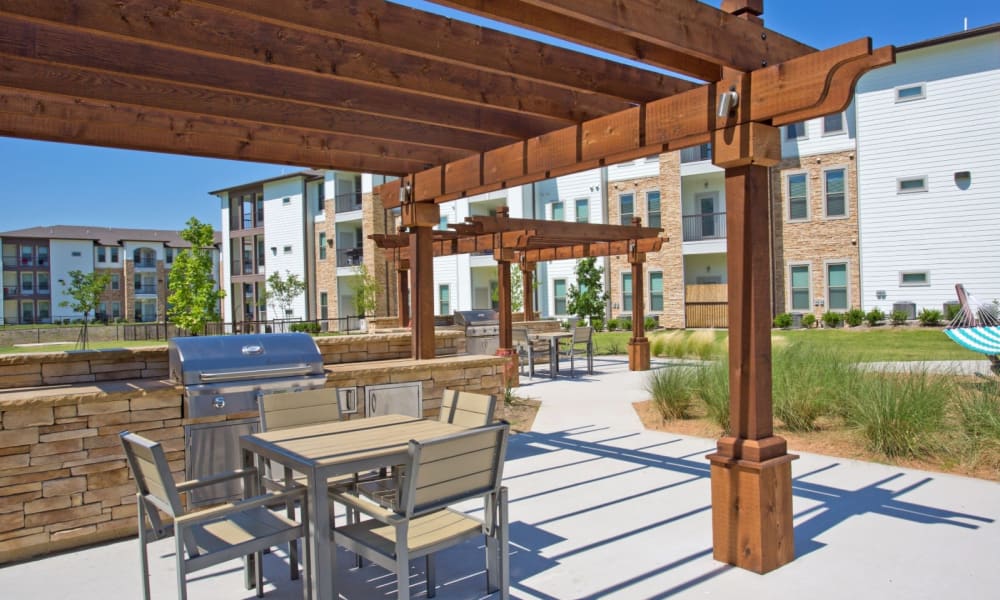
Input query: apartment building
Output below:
<box><xmin>0</xmin><ymin>226</ymin><xmax>220</xmax><ymax>324</ymax></box>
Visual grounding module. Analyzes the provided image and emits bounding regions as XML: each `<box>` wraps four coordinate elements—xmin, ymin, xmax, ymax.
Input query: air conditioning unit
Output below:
<box><xmin>892</xmin><ymin>301</ymin><xmax>916</xmax><ymax>320</ymax></box>
<box><xmin>790</xmin><ymin>312</ymin><xmax>803</xmax><ymax>328</ymax></box>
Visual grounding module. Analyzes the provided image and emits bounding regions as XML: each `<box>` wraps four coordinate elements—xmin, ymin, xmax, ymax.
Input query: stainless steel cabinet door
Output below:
<box><xmin>365</xmin><ymin>382</ymin><xmax>422</xmax><ymax>417</ymax></box>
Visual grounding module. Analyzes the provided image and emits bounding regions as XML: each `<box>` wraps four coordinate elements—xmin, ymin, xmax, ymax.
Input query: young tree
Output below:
<box><xmin>59</xmin><ymin>270</ymin><xmax>112</xmax><ymax>349</ymax></box>
<box><xmin>265</xmin><ymin>270</ymin><xmax>307</xmax><ymax>319</ymax></box>
<box><xmin>168</xmin><ymin>217</ymin><xmax>224</xmax><ymax>335</ymax></box>
<box><xmin>490</xmin><ymin>264</ymin><xmax>525</xmax><ymax>313</ymax></box>
<box><xmin>567</xmin><ymin>257</ymin><xmax>608</xmax><ymax>324</ymax></box>
<box><xmin>353</xmin><ymin>263</ymin><xmax>382</xmax><ymax>317</ymax></box>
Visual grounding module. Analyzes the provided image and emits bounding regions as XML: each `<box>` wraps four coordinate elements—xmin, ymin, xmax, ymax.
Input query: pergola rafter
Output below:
<box><xmin>0</xmin><ymin>0</ymin><xmax>897</xmax><ymax>590</ymax></box>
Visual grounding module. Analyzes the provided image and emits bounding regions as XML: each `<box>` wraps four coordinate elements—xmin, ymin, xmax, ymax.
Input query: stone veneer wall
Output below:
<box><xmin>0</xmin><ymin>332</ymin><xmax>500</xmax><ymax>563</ymax></box>
<box><xmin>770</xmin><ymin>150</ymin><xmax>861</xmax><ymax>318</ymax></box>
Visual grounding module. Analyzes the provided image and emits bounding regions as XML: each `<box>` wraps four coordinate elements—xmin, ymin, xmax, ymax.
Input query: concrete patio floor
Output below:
<box><xmin>2</xmin><ymin>356</ymin><xmax>998</xmax><ymax>599</ymax></box>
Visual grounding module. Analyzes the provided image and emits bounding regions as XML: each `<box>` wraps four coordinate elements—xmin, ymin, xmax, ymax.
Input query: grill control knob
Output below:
<box><xmin>213</xmin><ymin>397</ymin><xmax>226</xmax><ymax>409</ymax></box>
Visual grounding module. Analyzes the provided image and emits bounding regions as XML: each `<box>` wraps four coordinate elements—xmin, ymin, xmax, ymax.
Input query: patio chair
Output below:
<box><xmin>513</xmin><ymin>326</ymin><xmax>549</xmax><ymax>377</ymax></box>
<box><xmin>330</xmin><ymin>422</ymin><xmax>511</xmax><ymax>600</ymax></box>
<box><xmin>120</xmin><ymin>431</ymin><xmax>307</xmax><ymax>600</ymax></box>
<box><xmin>559</xmin><ymin>325</ymin><xmax>594</xmax><ymax>376</ymax></box>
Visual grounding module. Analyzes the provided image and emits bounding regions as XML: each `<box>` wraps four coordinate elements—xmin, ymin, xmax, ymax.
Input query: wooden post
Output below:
<box><xmin>627</xmin><ymin>218</ymin><xmax>650</xmax><ymax>371</ymax></box>
<box><xmin>707</xmin><ymin>119</ymin><xmax>796</xmax><ymax>574</ymax></box>
<box><xmin>397</xmin><ymin>256</ymin><xmax>410</xmax><ymax>328</ymax></box>
<box><xmin>401</xmin><ymin>198</ymin><xmax>440</xmax><ymax>360</ymax></box>
<box><xmin>521</xmin><ymin>260</ymin><xmax>535</xmax><ymax>321</ymax></box>
<box><xmin>495</xmin><ymin>246</ymin><xmax>518</xmax><ymax>387</ymax></box>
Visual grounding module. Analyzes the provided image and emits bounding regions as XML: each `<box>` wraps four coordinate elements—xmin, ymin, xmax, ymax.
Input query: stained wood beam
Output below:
<box><xmin>434</xmin><ymin>0</ymin><xmax>813</xmax><ymax>80</ymax></box>
<box><xmin>0</xmin><ymin>0</ymin><xmax>637</xmax><ymax>123</ymax></box>
<box><xmin>375</xmin><ymin>39</ymin><xmax>893</xmax><ymax>205</ymax></box>
<box><xmin>200</xmin><ymin>0</ymin><xmax>694</xmax><ymax>104</ymax></box>
<box><xmin>376</xmin><ymin>232</ymin><xmax>664</xmax><ymax>261</ymax></box>
<box><xmin>0</xmin><ymin>14</ymin><xmax>570</xmax><ymax>139</ymax></box>
<box><xmin>462</xmin><ymin>214</ymin><xmax>662</xmax><ymax>241</ymax></box>
<box><xmin>0</xmin><ymin>55</ymin><xmax>511</xmax><ymax>155</ymax></box>
<box><xmin>519</xmin><ymin>238</ymin><xmax>664</xmax><ymax>262</ymax></box>
<box><xmin>0</xmin><ymin>88</ymin><xmax>430</xmax><ymax>174</ymax></box>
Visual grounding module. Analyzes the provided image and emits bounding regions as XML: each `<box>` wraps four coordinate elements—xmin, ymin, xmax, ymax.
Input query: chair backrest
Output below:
<box><xmin>120</xmin><ymin>431</ymin><xmax>185</xmax><ymax>519</ymax></box>
<box><xmin>259</xmin><ymin>388</ymin><xmax>341</xmax><ymax>431</ymax></box>
<box><xmin>573</xmin><ymin>325</ymin><xmax>592</xmax><ymax>343</ymax></box>
<box><xmin>512</xmin><ymin>327</ymin><xmax>529</xmax><ymax>346</ymax></box>
<box><xmin>399</xmin><ymin>422</ymin><xmax>509</xmax><ymax>517</ymax></box>
<box><xmin>437</xmin><ymin>389</ymin><xmax>496</xmax><ymax>427</ymax></box>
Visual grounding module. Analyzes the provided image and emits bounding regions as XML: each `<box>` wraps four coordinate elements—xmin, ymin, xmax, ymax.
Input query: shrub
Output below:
<box><xmin>801</xmin><ymin>313</ymin><xmax>817</xmax><ymax>328</ymax></box>
<box><xmin>607</xmin><ymin>319</ymin><xmax>619</xmax><ymax>331</ymax></box>
<box><xmin>822</xmin><ymin>311</ymin><xmax>842</xmax><ymax>328</ymax></box>
<box><xmin>846</xmin><ymin>370</ymin><xmax>949</xmax><ymax>457</ymax></box>
<box><xmin>865</xmin><ymin>308</ymin><xmax>885</xmax><ymax>327</ymax></box>
<box><xmin>560</xmin><ymin>320</ymin><xmax>571</xmax><ymax>330</ymax></box>
<box><xmin>891</xmin><ymin>310</ymin><xmax>909</xmax><ymax>326</ymax></box>
<box><xmin>290</xmin><ymin>321</ymin><xmax>320</xmax><ymax>334</ymax></box>
<box><xmin>644</xmin><ymin>316</ymin><xmax>658</xmax><ymax>331</ymax></box>
<box><xmin>645</xmin><ymin>367</ymin><xmax>695</xmax><ymax>420</ymax></box>
<box><xmin>844</xmin><ymin>307</ymin><xmax>866</xmax><ymax>327</ymax></box>
<box><xmin>773</xmin><ymin>313</ymin><xmax>792</xmax><ymax>328</ymax></box>
<box><xmin>695</xmin><ymin>361</ymin><xmax>730</xmax><ymax>433</ymax></box>
<box><xmin>618</xmin><ymin>317</ymin><xmax>632</xmax><ymax>331</ymax></box>
<box><xmin>590</xmin><ymin>317</ymin><xmax>605</xmax><ymax>332</ymax></box>
<box><xmin>918</xmin><ymin>308</ymin><xmax>942</xmax><ymax>326</ymax></box>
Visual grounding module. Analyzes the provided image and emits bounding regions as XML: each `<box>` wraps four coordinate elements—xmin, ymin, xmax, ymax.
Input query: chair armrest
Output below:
<box><xmin>329</xmin><ymin>489</ymin><xmax>405</xmax><ymax>526</ymax></box>
<box><xmin>176</xmin><ymin>467</ymin><xmax>258</xmax><ymax>492</ymax></box>
<box><xmin>175</xmin><ymin>487</ymin><xmax>305</xmax><ymax>528</ymax></box>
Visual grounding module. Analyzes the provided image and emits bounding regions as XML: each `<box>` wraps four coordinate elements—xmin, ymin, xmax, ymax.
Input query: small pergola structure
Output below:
<box><xmin>0</xmin><ymin>0</ymin><xmax>894</xmax><ymax>591</ymax></box>
<box><xmin>373</xmin><ymin>207</ymin><xmax>665</xmax><ymax>368</ymax></box>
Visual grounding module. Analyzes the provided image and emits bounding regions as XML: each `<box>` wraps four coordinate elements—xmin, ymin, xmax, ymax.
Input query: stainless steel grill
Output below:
<box><xmin>453</xmin><ymin>309</ymin><xmax>500</xmax><ymax>355</ymax></box>
<box><xmin>168</xmin><ymin>333</ymin><xmax>326</xmax><ymax>504</ymax></box>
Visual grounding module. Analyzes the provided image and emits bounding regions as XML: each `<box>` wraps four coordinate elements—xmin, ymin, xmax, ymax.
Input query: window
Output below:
<box><xmin>282</xmin><ymin>197</ymin><xmax>291</xmax><ymax>205</ymax></box>
<box><xmin>97</xmin><ymin>247</ymin><xmax>106</xmax><ymax>263</ymax></box>
<box><xmin>895</xmin><ymin>83</ymin><xmax>925</xmax><ymax>103</ymax></box>
<box><xmin>110</xmin><ymin>247</ymin><xmax>119</xmax><ymax>262</ymax></box>
<box><xmin>255</xmin><ymin>196</ymin><xmax>264</xmax><ymax>224</ymax></box>
<box><xmin>20</xmin><ymin>246</ymin><xmax>32</xmax><ymax>265</ymax></box>
<box><xmin>71</xmin><ymin>251</ymin><xmax>81</xmax><ymax>257</ymax></box>
<box><xmin>785</xmin><ymin>122</ymin><xmax>807</xmax><ymax>140</ymax></box>
<box><xmin>822</xmin><ymin>113</ymin><xmax>844</xmax><ymax>135</ymax></box>
<box><xmin>110</xmin><ymin>274</ymin><xmax>120</xmax><ymax>291</ymax></box>
<box><xmin>619</xmin><ymin>193</ymin><xmax>634</xmax><ymax>225</ymax></box>
<box><xmin>37</xmin><ymin>247</ymin><xmax>49</xmax><ymax>266</ymax></box>
<box><xmin>283</xmin><ymin>245</ymin><xmax>292</xmax><ymax>254</ymax></box>
<box><xmin>575</xmin><ymin>198</ymin><xmax>588</xmax><ymax>223</ymax></box>
<box><xmin>622</xmin><ymin>273</ymin><xmax>633</xmax><ymax>311</ymax></box>
<box><xmin>824</xmin><ymin>168</ymin><xmax>846</xmax><ymax>217</ymax></box>
<box><xmin>111</xmin><ymin>301</ymin><xmax>121</xmax><ymax>318</ymax></box>
<box><xmin>897</xmin><ymin>176</ymin><xmax>927</xmax><ymax>193</ymax></box>
<box><xmin>439</xmin><ymin>216</ymin><xmax>448</xmax><ymax>231</ymax></box>
<box><xmin>37</xmin><ymin>300</ymin><xmax>50</xmax><ymax>321</ymax></box>
<box><xmin>790</xmin><ymin>265</ymin><xmax>810</xmax><ymax>311</ymax></box>
<box><xmin>164</xmin><ymin>248</ymin><xmax>173</xmax><ymax>263</ymax></box>
<box><xmin>20</xmin><ymin>272</ymin><xmax>33</xmax><ymax>293</ymax></box>
<box><xmin>900</xmin><ymin>271</ymin><xmax>930</xmax><ymax>287</ymax></box>
<box><xmin>98</xmin><ymin>302</ymin><xmax>107</xmax><ymax>317</ymax></box>
<box><xmin>787</xmin><ymin>173</ymin><xmax>808</xmax><ymax>220</ymax></box>
<box><xmin>827</xmin><ymin>263</ymin><xmax>848</xmax><ymax>310</ymax></box>
<box><xmin>438</xmin><ymin>285</ymin><xmax>450</xmax><ymax>315</ymax></box>
<box><xmin>551</xmin><ymin>201</ymin><xmax>564</xmax><ymax>221</ymax></box>
<box><xmin>318</xmin><ymin>233</ymin><xmax>327</xmax><ymax>260</ymax></box>
<box><xmin>21</xmin><ymin>300</ymin><xmax>33</xmax><ymax>323</ymax></box>
<box><xmin>646</xmin><ymin>191</ymin><xmax>661</xmax><ymax>229</ymax></box>
<box><xmin>553</xmin><ymin>279</ymin><xmax>566</xmax><ymax>315</ymax></box>
<box><xmin>37</xmin><ymin>273</ymin><xmax>49</xmax><ymax>294</ymax></box>
<box><xmin>320</xmin><ymin>292</ymin><xmax>329</xmax><ymax>319</ymax></box>
<box><xmin>649</xmin><ymin>272</ymin><xmax>663</xmax><ymax>311</ymax></box>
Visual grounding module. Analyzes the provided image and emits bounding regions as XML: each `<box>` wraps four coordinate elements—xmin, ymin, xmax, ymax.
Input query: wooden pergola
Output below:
<box><xmin>0</xmin><ymin>0</ymin><xmax>894</xmax><ymax>589</ymax></box>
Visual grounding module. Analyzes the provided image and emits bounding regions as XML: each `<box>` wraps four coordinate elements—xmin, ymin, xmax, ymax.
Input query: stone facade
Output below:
<box><xmin>315</xmin><ymin>197</ymin><xmax>339</xmax><ymax>323</ymax></box>
<box><xmin>362</xmin><ymin>189</ymin><xmax>395</xmax><ymax>318</ymax></box>
<box><xmin>771</xmin><ymin>150</ymin><xmax>861</xmax><ymax>319</ymax></box>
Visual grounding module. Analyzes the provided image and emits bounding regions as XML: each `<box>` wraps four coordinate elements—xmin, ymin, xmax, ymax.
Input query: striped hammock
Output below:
<box><xmin>944</xmin><ymin>284</ymin><xmax>1000</xmax><ymax>373</ymax></box>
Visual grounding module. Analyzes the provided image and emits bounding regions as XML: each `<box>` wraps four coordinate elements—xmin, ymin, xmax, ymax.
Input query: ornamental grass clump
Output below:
<box><xmin>846</xmin><ymin>368</ymin><xmax>950</xmax><ymax>457</ymax></box>
<box><xmin>958</xmin><ymin>381</ymin><xmax>1000</xmax><ymax>442</ymax></box>
<box><xmin>771</xmin><ymin>344</ymin><xmax>856</xmax><ymax>431</ymax></box>
<box><xmin>695</xmin><ymin>360</ymin><xmax>730</xmax><ymax>433</ymax></box>
<box><xmin>645</xmin><ymin>367</ymin><xmax>695</xmax><ymax>420</ymax></box>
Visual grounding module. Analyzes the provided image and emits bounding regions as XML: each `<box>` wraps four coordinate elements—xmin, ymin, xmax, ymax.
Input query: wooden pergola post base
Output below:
<box><xmin>627</xmin><ymin>338</ymin><xmax>650</xmax><ymax>371</ymax></box>
<box><xmin>628</xmin><ymin>230</ymin><xmax>651</xmax><ymax>371</ymax></box>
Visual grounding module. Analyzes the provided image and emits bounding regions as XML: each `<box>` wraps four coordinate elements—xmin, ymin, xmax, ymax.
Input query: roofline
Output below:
<box><xmin>208</xmin><ymin>169</ymin><xmax>326</xmax><ymax>196</ymax></box>
<box><xmin>899</xmin><ymin>22</ymin><xmax>1000</xmax><ymax>53</ymax></box>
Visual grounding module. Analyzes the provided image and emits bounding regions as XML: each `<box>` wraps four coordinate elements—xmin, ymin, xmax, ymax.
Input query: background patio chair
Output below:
<box><xmin>330</xmin><ymin>422</ymin><xmax>510</xmax><ymax>600</ymax></box>
<box><xmin>513</xmin><ymin>326</ymin><xmax>549</xmax><ymax>377</ymax></box>
<box><xmin>120</xmin><ymin>431</ymin><xmax>307</xmax><ymax>600</ymax></box>
<box><xmin>559</xmin><ymin>325</ymin><xmax>594</xmax><ymax>376</ymax></box>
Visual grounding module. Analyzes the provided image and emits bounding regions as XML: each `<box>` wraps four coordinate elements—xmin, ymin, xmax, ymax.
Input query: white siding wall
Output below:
<box><xmin>780</xmin><ymin>101</ymin><xmax>857</xmax><ymax>158</ymax></box>
<box><xmin>49</xmin><ymin>240</ymin><xmax>95</xmax><ymax>318</ymax></box>
<box><xmin>607</xmin><ymin>156</ymin><xmax>659</xmax><ymax>182</ymax></box>
<box><xmin>856</xmin><ymin>32</ymin><xmax>1000</xmax><ymax>313</ymax></box>
<box><xmin>218</xmin><ymin>193</ymin><xmax>233</xmax><ymax>322</ymax></box>
<box><xmin>263</xmin><ymin>178</ymin><xmax>309</xmax><ymax>318</ymax></box>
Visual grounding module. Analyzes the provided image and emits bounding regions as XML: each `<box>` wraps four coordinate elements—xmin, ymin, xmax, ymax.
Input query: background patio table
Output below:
<box><xmin>240</xmin><ymin>414</ymin><xmax>465</xmax><ymax>600</ymax></box>
<box><xmin>530</xmin><ymin>331</ymin><xmax>574</xmax><ymax>378</ymax></box>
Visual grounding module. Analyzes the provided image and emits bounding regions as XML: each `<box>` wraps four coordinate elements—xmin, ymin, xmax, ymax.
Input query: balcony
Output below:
<box><xmin>682</xmin><ymin>212</ymin><xmax>727</xmax><ymax>241</ymax></box>
<box><xmin>335</xmin><ymin>191</ymin><xmax>363</xmax><ymax>213</ymax></box>
<box><xmin>2</xmin><ymin>285</ymin><xmax>17</xmax><ymax>295</ymax></box>
<box><xmin>336</xmin><ymin>247</ymin><xmax>364</xmax><ymax>267</ymax></box>
<box><xmin>2</xmin><ymin>256</ymin><xmax>16</xmax><ymax>268</ymax></box>
<box><xmin>134</xmin><ymin>260</ymin><xmax>157</xmax><ymax>269</ymax></box>
<box><xmin>134</xmin><ymin>284</ymin><xmax>158</xmax><ymax>295</ymax></box>
<box><xmin>680</xmin><ymin>143</ymin><xmax>711</xmax><ymax>163</ymax></box>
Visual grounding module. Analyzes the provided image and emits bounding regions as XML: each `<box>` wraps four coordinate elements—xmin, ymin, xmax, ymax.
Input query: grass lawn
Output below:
<box><xmin>0</xmin><ymin>340</ymin><xmax>166</xmax><ymax>354</ymax></box>
<box><xmin>595</xmin><ymin>327</ymin><xmax>981</xmax><ymax>362</ymax></box>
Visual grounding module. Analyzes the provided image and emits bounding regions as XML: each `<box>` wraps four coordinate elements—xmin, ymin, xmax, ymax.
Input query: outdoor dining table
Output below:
<box><xmin>240</xmin><ymin>413</ymin><xmax>466</xmax><ymax>600</ymax></box>
<box><xmin>529</xmin><ymin>331</ymin><xmax>574</xmax><ymax>378</ymax></box>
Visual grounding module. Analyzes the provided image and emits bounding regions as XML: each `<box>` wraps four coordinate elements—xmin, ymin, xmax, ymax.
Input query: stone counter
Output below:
<box><xmin>0</xmin><ymin>352</ymin><xmax>504</xmax><ymax>563</ymax></box>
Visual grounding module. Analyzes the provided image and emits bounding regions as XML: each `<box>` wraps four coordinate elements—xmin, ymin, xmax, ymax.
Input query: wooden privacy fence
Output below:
<box><xmin>685</xmin><ymin>284</ymin><xmax>728</xmax><ymax>328</ymax></box>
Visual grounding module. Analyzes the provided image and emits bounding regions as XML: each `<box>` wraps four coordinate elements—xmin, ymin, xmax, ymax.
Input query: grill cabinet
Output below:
<box><xmin>453</xmin><ymin>309</ymin><xmax>500</xmax><ymax>355</ymax></box>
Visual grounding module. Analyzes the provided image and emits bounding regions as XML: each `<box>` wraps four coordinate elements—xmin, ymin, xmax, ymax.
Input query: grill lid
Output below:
<box><xmin>453</xmin><ymin>309</ymin><xmax>500</xmax><ymax>327</ymax></box>
<box><xmin>168</xmin><ymin>333</ymin><xmax>323</xmax><ymax>386</ymax></box>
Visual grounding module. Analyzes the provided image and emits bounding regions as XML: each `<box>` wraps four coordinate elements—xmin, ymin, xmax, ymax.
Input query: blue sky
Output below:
<box><xmin>1</xmin><ymin>0</ymin><xmax>997</xmax><ymax>232</ymax></box>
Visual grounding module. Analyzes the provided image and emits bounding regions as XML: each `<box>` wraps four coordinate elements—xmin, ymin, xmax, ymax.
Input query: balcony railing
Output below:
<box><xmin>335</xmin><ymin>191</ymin><xmax>363</xmax><ymax>213</ymax></box>
<box><xmin>135</xmin><ymin>284</ymin><xmax>158</xmax><ymax>294</ymax></box>
<box><xmin>682</xmin><ymin>212</ymin><xmax>727</xmax><ymax>241</ymax></box>
<box><xmin>680</xmin><ymin>143</ymin><xmax>712</xmax><ymax>163</ymax></box>
<box><xmin>2</xmin><ymin>256</ymin><xmax>16</xmax><ymax>267</ymax></box>
<box><xmin>134</xmin><ymin>260</ymin><xmax>157</xmax><ymax>269</ymax></box>
<box><xmin>2</xmin><ymin>286</ymin><xmax>17</xmax><ymax>295</ymax></box>
<box><xmin>336</xmin><ymin>247</ymin><xmax>364</xmax><ymax>267</ymax></box>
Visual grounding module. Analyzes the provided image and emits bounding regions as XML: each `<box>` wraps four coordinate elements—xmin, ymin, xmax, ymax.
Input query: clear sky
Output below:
<box><xmin>1</xmin><ymin>0</ymin><xmax>996</xmax><ymax>233</ymax></box>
